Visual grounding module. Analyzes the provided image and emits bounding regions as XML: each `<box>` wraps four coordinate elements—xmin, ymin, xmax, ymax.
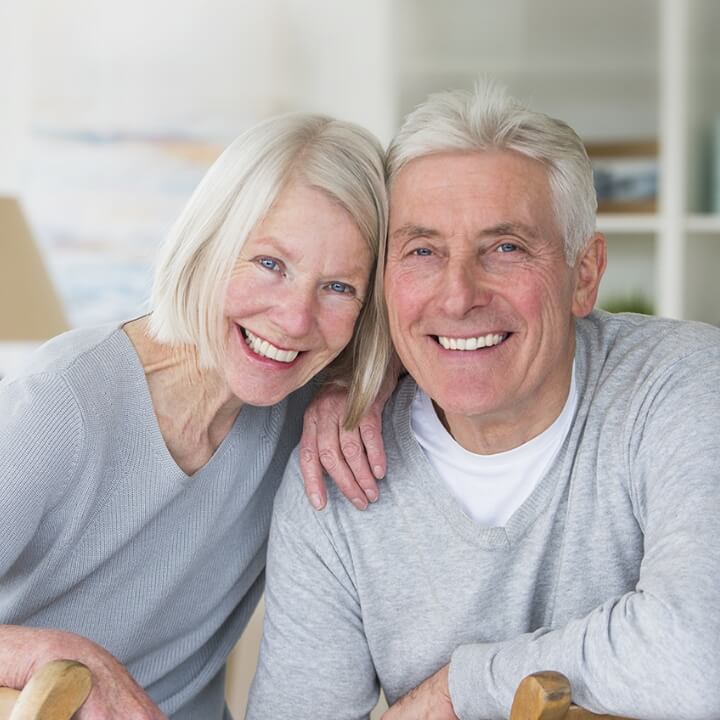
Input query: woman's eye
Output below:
<box><xmin>412</xmin><ymin>247</ymin><xmax>433</xmax><ymax>257</ymax></box>
<box><xmin>258</xmin><ymin>257</ymin><xmax>280</xmax><ymax>271</ymax></box>
<box><xmin>497</xmin><ymin>242</ymin><xmax>518</xmax><ymax>253</ymax></box>
<box><xmin>328</xmin><ymin>281</ymin><xmax>355</xmax><ymax>295</ymax></box>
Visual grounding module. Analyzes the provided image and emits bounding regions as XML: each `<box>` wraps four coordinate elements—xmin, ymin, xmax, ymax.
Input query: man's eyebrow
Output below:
<box><xmin>478</xmin><ymin>222</ymin><xmax>539</xmax><ymax>239</ymax></box>
<box><xmin>391</xmin><ymin>222</ymin><xmax>539</xmax><ymax>241</ymax></box>
<box><xmin>390</xmin><ymin>224</ymin><xmax>441</xmax><ymax>240</ymax></box>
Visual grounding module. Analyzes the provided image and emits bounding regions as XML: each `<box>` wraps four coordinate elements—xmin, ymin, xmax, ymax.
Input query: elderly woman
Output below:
<box><xmin>0</xmin><ymin>113</ymin><xmax>391</xmax><ymax>719</ymax></box>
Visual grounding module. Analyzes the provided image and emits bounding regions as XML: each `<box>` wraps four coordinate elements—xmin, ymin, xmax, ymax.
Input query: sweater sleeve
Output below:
<box><xmin>0</xmin><ymin>372</ymin><xmax>83</xmax><ymax>575</ymax></box>
<box><xmin>448</xmin><ymin>346</ymin><xmax>720</xmax><ymax>720</ymax></box>
<box><xmin>245</xmin><ymin>450</ymin><xmax>380</xmax><ymax>720</ymax></box>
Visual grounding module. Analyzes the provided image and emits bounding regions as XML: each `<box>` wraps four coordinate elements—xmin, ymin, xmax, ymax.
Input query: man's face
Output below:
<box><xmin>384</xmin><ymin>149</ymin><xmax>604</xmax><ymax>451</ymax></box>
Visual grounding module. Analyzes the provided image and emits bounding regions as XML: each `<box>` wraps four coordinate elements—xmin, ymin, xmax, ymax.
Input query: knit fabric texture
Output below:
<box><xmin>247</xmin><ymin>311</ymin><xmax>720</xmax><ymax>720</ymax></box>
<box><xmin>0</xmin><ymin>324</ymin><xmax>310</xmax><ymax>718</ymax></box>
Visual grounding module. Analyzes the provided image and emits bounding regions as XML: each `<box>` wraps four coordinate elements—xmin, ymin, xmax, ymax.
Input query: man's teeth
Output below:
<box><xmin>244</xmin><ymin>329</ymin><xmax>299</xmax><ymax>363</ymax></box>
<box><xmin>437</xmin><ymin>333</ymin><xmax>507</xmax><ymax>351</ymax></box>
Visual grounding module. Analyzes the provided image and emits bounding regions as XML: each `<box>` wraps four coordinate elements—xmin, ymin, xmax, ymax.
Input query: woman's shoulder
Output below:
<box><xmin>0</xmin><ymin>324</ymin><xmax>135</xmax><ymax>452</ymax></box>
<box><xmin>11</xmin><ymin>324</ymin><xmax>123</xmax><ymax>380</ymax></box>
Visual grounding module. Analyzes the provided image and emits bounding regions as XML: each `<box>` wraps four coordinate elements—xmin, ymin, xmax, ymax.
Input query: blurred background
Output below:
<box><xmin>1</xmin><ymin>0</ymin><xmax>719</xmax><ymax>714</ymax></box>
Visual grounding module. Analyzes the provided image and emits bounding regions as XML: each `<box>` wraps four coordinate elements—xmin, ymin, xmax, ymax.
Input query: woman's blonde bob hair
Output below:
<box><xmin>149</xmin><ymin>113</ymin><xmax>391</xmax><ymax>426</ymax></box>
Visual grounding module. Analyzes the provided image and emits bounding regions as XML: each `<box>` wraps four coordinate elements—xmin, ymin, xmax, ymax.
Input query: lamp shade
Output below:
<box><xmin>0</xmin><ymin>196</ymin><xmax>68</xmax><ymax>340</ymax></box>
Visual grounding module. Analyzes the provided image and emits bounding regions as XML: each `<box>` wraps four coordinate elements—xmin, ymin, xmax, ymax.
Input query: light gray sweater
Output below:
<box><xmin>0</xmin><ymin>324</ymin><xmax>310</xmax><ymax>718</ymax></box>
<box><xmin>247</xmin><ymin>311</ymin><xmax>720</xmax><ymax>720</ymax></box>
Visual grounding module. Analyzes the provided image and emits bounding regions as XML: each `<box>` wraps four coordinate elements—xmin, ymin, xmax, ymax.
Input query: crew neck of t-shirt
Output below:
<box><xmin>410</xmin><ymin>363</ymin><xmax>578</xmax><ymax>527</ymax></box>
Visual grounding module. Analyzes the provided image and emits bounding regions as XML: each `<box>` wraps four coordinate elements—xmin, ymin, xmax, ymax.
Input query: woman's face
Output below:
<box><xmin>223</xmin><ymin>183</ymin><xmax>372</xmax><ymax>406</ymax></box>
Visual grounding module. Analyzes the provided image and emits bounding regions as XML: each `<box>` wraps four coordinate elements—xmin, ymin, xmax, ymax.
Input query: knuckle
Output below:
<box><xmin>299</xmin><ymin>446</ymin><xmax>316</xmax><ymax>465</ymax></box>
<box><xmin>318</xmin><ymin>449</ymin><xmax>338</xmax><ymax>470</ymax></box>
<box><xmin>340</xmin><ymin>439</ymin><xmax>362</xmax><ymax>459</ymax></box>
<box><xmin>359</xmin><ymin>424</ymin><xmax>378</xmax><ymax>442</ymax></box>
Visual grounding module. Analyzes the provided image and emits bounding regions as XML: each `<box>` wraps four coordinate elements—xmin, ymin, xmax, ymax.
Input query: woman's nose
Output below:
<box><xmin>274</xmin><ymin>283</ymin><xmax>318</xmax><ymax>339</ymax></box>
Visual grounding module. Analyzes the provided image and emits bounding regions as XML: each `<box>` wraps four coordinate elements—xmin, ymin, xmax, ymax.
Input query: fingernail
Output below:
<box><xmin>373</xmin><ymin>465</ymin><xmax>384</xmax><ymax>479</ymax></box>
<box><xmin>310</xmin><ymin>493</ymin><xmax>324</xmax><ymax>510</ymax></box>
<box><xmin>352</xmin><ymin>497</ymin><xmax>368</xmax><ymax>511</ymax></box>
<box><xmin>365</xmin><ymin>488</ymin><xmax>378</xmax><ymax>503</ymax></box>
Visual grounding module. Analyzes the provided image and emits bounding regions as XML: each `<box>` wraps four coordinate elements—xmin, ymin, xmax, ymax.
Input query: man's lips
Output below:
<box><xmin>430</xmin><ymin>332</ymin><xmax>511</xmax><ymax>351</ymax></box>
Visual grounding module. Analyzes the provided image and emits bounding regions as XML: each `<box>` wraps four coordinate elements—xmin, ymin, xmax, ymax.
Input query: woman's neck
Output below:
<box><xmin>123</xmin><ymin>316</ymin><xmax>243</xmax><ymax>475</ymax></box>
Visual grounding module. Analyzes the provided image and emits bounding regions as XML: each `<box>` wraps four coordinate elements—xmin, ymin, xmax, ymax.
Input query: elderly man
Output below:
<box><xmin>245</xmin><ymin>82</ymin><xmax>720</xmax><ymax>720</ymax></box>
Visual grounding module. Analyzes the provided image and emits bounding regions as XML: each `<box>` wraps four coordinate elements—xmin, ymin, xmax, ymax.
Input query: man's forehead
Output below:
<box><xmin>388</xmin><ymin>150</ymin><xmax>555</xmax><ymax>236</ymax></box>
<box><xmin>391</xmin><ymin>148</ymin><xmax>546</xmax><ymax>185</ymax></box>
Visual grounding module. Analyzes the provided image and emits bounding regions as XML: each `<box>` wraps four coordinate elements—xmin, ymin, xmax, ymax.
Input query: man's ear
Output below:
<box><xmin>571</xmin><ymin>233</ymin><xmax>607</xmax><ymax>318</ymax></box>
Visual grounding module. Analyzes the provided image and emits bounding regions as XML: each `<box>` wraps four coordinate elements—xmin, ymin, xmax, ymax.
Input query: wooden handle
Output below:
<box><xmin>509</xmin><ymin>672</ymin><xmax>572</xmax><ymax>720</ymax></box>
<box><xmin>0</xmin><ymin>689</ymin><xmax>21</xmax><ymax>720</ymax></box>
<box><xmin>509</xmin><ymin>672</ymin><xmax>635</xmax><ymax>720</ymax></box>
<box><xmin>0</xmin><ymin>660</ymin><xmax>92</xmax><ymax>720</ymax></box>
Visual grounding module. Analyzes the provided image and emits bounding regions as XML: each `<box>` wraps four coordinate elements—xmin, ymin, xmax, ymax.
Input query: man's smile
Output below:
<box><xmin>434</xmin><ymin>333</ymin><xmax>509</xmax><ymax>351</ymax></box>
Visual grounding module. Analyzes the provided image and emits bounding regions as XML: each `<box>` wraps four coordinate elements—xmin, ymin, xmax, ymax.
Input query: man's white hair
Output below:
<box><xmin>385</xmin><ymin>80</ymin><xmax>597</xmax><ymax>263</ymax></box>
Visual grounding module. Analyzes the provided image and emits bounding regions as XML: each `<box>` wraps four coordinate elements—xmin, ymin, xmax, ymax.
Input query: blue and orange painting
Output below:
<box><xmin>22</xmin><ymin>128</ymin><xmax>223</xmax><ymax>327</ymax></box>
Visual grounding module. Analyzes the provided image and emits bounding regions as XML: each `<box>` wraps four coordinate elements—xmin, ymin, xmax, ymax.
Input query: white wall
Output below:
<box><xmin>0</xmin><ymin>1</ymin><xmax>29</xmax><ymax>194</ymax></box>
<box><xmin>26</xmin><ymin>0</ymin><xmax>395</xmax><ymax>142</ymax></box>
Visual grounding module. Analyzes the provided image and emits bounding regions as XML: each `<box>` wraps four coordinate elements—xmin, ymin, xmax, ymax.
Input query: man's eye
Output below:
<box><xmin>258</xmin><ymin>257</ymin><xmax>280</xmax><ymax>271</ymax></box>
<box><xmin>497</xmin><ymin>242</ymin><xmax>518</xmax><ymax>253</ymax></box>
<box><xmin>328</xmin><ymin>281</ymin><xmax>355</xmax><ymax>295</ymax></box>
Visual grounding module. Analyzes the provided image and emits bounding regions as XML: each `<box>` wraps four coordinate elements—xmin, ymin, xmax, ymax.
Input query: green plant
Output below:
<box><xmin>600</xmin><ymin>294</ymin><xmax>655</xmax><ymax>315</ymax></box>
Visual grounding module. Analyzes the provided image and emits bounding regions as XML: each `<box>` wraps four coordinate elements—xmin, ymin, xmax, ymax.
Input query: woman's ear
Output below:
<box><xmin>571</xmin><ymin>233</ymin><xmax>607</xmax><ymax>318</ymax></box>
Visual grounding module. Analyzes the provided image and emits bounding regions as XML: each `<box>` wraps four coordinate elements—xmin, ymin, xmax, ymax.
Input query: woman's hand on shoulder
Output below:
<box><xmin>299</xmin><ymin>366</ymin><xmax>401</xmax><ymax>511</ymax></box>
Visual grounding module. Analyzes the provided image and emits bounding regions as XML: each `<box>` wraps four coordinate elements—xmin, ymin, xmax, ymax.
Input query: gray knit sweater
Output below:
<box><xmin>247</xmin><ymin>311</ymin><xmax>720</xmax><ymax>720</ymax></box>
<box><xmin>0</xmin><ymin>324</ymin><xmax>310</xmax><ymax>718</ymax></box>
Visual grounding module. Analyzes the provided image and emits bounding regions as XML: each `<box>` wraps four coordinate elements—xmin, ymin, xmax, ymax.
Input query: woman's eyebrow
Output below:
<box><xmin>250</xmin><ymin>235</ymin><xmax>302</xmax><ymax>262</ymax></box>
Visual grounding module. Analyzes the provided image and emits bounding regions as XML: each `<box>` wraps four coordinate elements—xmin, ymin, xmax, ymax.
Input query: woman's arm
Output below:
<box><xmin>0</xmin><ymin>376</ymin><xmax>166</xmax><ymax>719</ymax></box>
<box><xmin>0</xmin><ymin>626</ymin><xmax>166</xmax><ymax>719</ymax></box>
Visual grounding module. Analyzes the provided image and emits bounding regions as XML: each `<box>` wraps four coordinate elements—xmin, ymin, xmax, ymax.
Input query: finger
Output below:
<box><xmin>338</xmin><ymin>426</ymin><xmax>378</xmax><ymax>502</ymax></box>
<box><xmin>315</xmin><ymin>413</ymin><xmax>368</xmax><ymax>511</ymax></box>
<box><xmin>299</xmin><ymin>412</ymin><xmax>327</xmax><ymax>510</ymax></box>
<box><xmin>313</xmin><ymin>390</ymin><xmax>368</xmax><ymax>510</ymax></box>
<box><xmin>359</xmin><ymin>406</ymin><xmax>386</xmax><ymax>481</ymax></box>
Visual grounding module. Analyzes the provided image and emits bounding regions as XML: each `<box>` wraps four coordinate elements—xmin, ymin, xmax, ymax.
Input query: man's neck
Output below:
<box><xmin>434</xmin><ymin>369</ymin><xmax>575</xmax><ymax>455</ymax></box>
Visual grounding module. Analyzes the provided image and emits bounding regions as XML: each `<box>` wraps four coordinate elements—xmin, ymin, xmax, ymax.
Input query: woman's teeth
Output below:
<box><xmin>244</xmin><ymin>329</ymin><xmax>299</xmax><ymax>363</ymax></box>
<box><xmin>437</xmin><ymin>333</ymin><xmax>507</xmax><ymax>351</ymax></box>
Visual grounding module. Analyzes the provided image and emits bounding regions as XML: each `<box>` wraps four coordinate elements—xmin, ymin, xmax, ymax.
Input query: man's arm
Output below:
<box><xmin>386</xmin><ymin>346</ymin><xmax>720</xmax><ymax>720</ymax></box>
<box><xmin>246</xmin><ymin>451</ymin><xmax>380</xmax><ymax>720</ymax></box>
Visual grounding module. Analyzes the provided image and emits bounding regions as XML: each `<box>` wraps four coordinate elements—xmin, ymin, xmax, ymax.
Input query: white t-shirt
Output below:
<box><xmin>411</xmin><ymin>366</ymin><xmax>577</xmax><ymax>527</ymax></box>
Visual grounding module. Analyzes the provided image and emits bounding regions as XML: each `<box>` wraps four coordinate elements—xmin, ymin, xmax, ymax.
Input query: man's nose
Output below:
<box><xmin>439</xmin><ymin>260</ymin><xmax>493</xmax><ymax>317</ymax></box>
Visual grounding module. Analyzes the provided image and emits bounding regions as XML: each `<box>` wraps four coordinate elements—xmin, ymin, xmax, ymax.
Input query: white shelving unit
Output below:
<box><xmin>387</xmin><ymin>0</ymin><xmax>720</xmax><ymax>324</ymax></box>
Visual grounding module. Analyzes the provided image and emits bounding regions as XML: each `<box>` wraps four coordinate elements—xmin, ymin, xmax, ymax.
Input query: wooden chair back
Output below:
<box><xmin>510</xmin><ymin>672</ymin><xmax>635</xmax><ymax>720</ymax></box>
<box><xmin>0</xmin><ymin>661</ymin><xmax>91</xmax><ymax>720</ymax></box>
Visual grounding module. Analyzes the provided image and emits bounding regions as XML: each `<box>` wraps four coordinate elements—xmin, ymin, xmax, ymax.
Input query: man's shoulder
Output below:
<box><xmin>579</xmin><ymin>310</ymin><xmax>720</xmax><ymax>374</ymax></box>
<box><xmin>275</xmin><ymin>385</ymin><xmax>421</xmax><ymax>538</ymax></box>
<box><xmin>272</xmin><ymin>450</ymin><xmax>368</xmax><ymax>564</ymax></box>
